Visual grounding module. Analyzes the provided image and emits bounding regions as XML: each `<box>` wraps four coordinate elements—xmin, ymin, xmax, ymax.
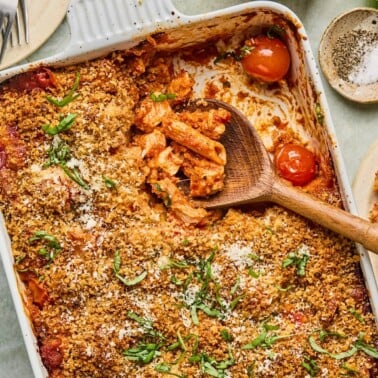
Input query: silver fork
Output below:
<box><xmin>0</xmin><ymin>0</ymin><xmax>18</xmax><ymax>64</ymax></box>
<box><xmin>9</xmin><ymin>0</ymin><xmax>28</xmax><ymax>47</ymax></box>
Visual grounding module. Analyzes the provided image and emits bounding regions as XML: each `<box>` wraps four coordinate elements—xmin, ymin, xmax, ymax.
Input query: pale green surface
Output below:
<box><xmin>0</xmin><ymin>1</ymin><xmax>377</xmax><ymax>377</ymax></box>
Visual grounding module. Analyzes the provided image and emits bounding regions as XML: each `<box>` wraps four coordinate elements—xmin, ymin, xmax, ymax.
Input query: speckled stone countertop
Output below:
<box><xmin>0</xmin><ymin>1</ymin><xmax>377</xmax><ymax>377</ymax></box>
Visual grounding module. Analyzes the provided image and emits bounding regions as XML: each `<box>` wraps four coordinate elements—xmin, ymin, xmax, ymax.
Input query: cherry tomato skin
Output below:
<box><xmin>7</xmin><ymin>67</ymin><xmax>57</xmax><ymax>92</ymax></box>
<box><xmin>241</xmin><ymin>35</ymin><xmax>291</xmax><ymax>82</ymax></box>
<box><xmin>274</xmin><ymin>144</ymin><xmax>317</xmax><ymax>186</ymax></box>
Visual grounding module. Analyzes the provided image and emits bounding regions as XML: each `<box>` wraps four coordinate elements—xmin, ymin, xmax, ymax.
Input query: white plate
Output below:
<box><xmin>0</xmin><ymin>0</ymin><xmax>70</xmax><ymax>70</ymax></box>
<box><xmin>352</xmin><ymin>139</ymin><xmax>378</xmax><ymax>283</ymax></box>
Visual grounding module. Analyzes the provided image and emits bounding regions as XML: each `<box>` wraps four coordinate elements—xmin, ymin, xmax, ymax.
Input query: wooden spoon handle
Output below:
<box><xmin>271</xmin><ymin>179</ymin><xmax>378</xmax><ymax>254</ymax></box>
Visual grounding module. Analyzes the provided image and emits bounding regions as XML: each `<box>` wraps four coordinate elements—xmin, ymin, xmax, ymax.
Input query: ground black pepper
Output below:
<box><xmin>332</xmin><ymin>29</ymin><xmax>378</xmax><ymax>82</ymax></box>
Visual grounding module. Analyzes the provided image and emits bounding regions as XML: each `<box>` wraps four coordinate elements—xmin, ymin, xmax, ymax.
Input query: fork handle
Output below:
<box><xmin>271</xmin><ymin>178</ymin><xmax>378</xmax><ymax>254</ymax></box>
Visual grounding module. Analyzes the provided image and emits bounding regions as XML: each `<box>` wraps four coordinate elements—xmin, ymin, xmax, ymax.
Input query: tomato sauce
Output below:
<box><xmin>6</xmin><ymin>67</ymin><xmax>57</xmax><ymax>92</ymax></box>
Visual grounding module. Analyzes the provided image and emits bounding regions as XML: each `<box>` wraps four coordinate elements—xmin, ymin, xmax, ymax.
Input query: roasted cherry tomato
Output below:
<box><xmin>274</xmin><ymin>143</ymin><xmax>317</xmax><ymax>186</ymax></box>
<box><xmin>241</xmin><ymin>35</ymin><xmax>290</xmax><ymax>82</ymax></box>
<box><xmin>7</xmin><ymin>67</ymin><xmax>57</xmax><ymax>92</ymax></box>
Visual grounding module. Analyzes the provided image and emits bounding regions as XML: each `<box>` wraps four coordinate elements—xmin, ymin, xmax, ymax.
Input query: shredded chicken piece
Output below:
<box><xmin>178</xmin><ymin>108</ymin><xmax>231</xmax><ymax>140</ymax></box>
<box><xmin>134</xmin><ymin>98</ymin><xmax>173</xmax><ymax>132</ymax></box>
<box><xmin>151</xmin><ymin>177</ymin><xmax>208</xmax><ymax>224</ymax></box>
<box><xmin>167</xmin><ymin>70</ymin><xmax>195</xmax><ymax>103</ymax></box>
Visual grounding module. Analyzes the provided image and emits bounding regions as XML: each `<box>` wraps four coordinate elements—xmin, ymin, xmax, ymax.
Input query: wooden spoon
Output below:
<box><xmin>185</xmin><ymin>99</ymin><xmax>378</xmax><ymax>254</ymax></box>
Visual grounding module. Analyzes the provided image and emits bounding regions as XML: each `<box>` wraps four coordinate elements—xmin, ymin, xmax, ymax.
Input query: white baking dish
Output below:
<box><xmin>1</xmin><ymin>1</ymin><xmax>377</xmax><ymax>377</ymax></box>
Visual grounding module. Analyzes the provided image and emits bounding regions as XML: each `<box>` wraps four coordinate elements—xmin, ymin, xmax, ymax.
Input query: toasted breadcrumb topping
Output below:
<box><xmin>0</xmin><ymin>47</ymin><xmax>377</xmax><ymax>378</ymax></box>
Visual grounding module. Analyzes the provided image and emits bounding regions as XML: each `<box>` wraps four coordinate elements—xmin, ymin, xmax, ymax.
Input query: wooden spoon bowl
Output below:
<box><xmin>185</xmin><ymin>99</ymin><xmax>378</xmax><ymax>254</ymax></box>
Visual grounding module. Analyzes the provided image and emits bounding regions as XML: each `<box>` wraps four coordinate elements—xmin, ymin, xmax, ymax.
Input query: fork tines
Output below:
<box><xmin>0</xmin><ymin>0</ymin><xmax>29</xmax><ymax>65</ymax></box>
<box><xmin>0</xmin><ymin>0</ymin><xmax>17</xmax><ymax>64</ymax></box>
<box><xmin>9</xmin><ymin>0</ymin><xmax>29</xmax><ymax>47</ymax></box>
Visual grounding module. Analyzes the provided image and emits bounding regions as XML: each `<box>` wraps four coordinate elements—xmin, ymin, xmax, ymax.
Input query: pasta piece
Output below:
<box><xmin>181</xmin><ymin>150</ymin><xmax>225</xmax><ymax>197</ymax></box>
<box><xmin>134</xmin><ymin>129</ymin><xmax>166</xmax><ymax>158</ymax></box>
<box><xmin>134</xmin><ymin>98</ymin><xmax>173</xmax><ymax>132</ymax></box>
<box><xmin>178</xmin><ymin>108</ymin><xmax>231</xmax><ymax>140</ymax></box>
<box><xmin>19</xmin><ymin>272</ymin><xmax>49</xmax><ymax>309</ymax></box>
<box><xmin>162</xmin><ymin>118</ymin><xmax>226</xmax><ymax>165</ymax></box>
<box><xmin>148</xmin><ymin>146</ymin><xmax>184</xmax><ymax>177</ymax></box>
<box><xmin>151</xmin><ymin>177</ymin><xmax>208</xmax><ymax>224</ymax></box>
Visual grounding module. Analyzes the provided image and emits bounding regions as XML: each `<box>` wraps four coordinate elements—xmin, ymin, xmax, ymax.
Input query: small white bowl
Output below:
<box><xmin>319</xmin><ymin>7</ymin><xmax>378</xmax><ymax>104</ymax></box>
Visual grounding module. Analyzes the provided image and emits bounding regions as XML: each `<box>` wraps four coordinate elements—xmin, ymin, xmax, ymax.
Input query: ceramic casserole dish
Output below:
<box><xmin>1</xmin><ymin>1</ymin><xmax>378</xmax><ymax>377</ymax></box>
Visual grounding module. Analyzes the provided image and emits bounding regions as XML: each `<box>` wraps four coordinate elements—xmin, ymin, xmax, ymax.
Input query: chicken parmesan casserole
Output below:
<box><xmin>1</xmin><ymin>30</ymin><xmax>378</xmax><ymax>378</ymax></box>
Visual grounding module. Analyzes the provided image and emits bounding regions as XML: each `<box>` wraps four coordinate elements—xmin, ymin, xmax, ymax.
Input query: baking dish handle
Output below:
<box><xmin>55</xmin><ymin>0</ymin><xmax>185</xmax><ymax>63</ymax></box>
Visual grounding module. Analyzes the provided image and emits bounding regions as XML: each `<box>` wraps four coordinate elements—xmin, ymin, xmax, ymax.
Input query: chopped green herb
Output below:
<box><xmin>214</xmin><ymin>51</ymin><xmax>239</xmax><ymax>64</ymax></box>
<box><xmin>229</xmin><ymin>294</ymin><xmax>245</xmax><ymax>311</ymax></box>
<box><xmin>150</xmin><ymin>92</ymin><xmax>176</xmax><ymax>102</ymax></box>
<box><xmin>248</xmin><ymin>268</ymin><xmax>260</xmax><ymax>278</ymax></box>
<box><xmin>116</xmin><ymin>271</ymin><xmax>147</xmax><ymax>286</ymax></box>
<box><xmin>42</xmin><ymin>113</ymin><xmax>77</xmax><ymax>135</ymax></box>
<box><xmin>43</xmin><ymin>139</ymin><xmax>89</xmax><ymax>189</ymax></box>
<box><xmin>124</xmin><ymin>342</ymin><xmax>163</xmax><ymax>364</ymax></box>
<box><xmin>264</xmin><ymin>226</ymin><xmax>275</xmax><ymax>234</ymax></box>
<box><xmin>103</xmin><ymin>175</ymin><xmax>117</xmax><ymax>189</ymax></box>
<box><xmin>239</xmin><ymin>45</ymin><xmax>253</xmax><ymax>59</ymax></box>
<box><xmin>196</xmin><ymin>302</ymin><xmax>223</xmax><ymax>318</ymax></box>
<box><xmin>341</xmin><ymin>363</ymin><xmax>360</xmax><ymax>376</ymax></box>
<box><xmin>30</xmin><ymin>230</ymin><xmax>61</xmax><ymax>249</ymax></box>
<box><xmin>176</xmin><ymin>331</ymin><xmax>187</xmax><ymax>351</ymax></box>
<box><xmin>154</xmin><ymin>183</ymin><xmax>162</xmax><ymax>192</ymax></box>
<box><xmin>154</xmin><ymin>363</ymin><xmax>186</xmax><ymax>377</ymax></box>
<box><xmin>170</xmin><ymin>275</ymin><xmax>184</xmax><ymax>285</ymax></box>
<box><xmin>15</xmin><ymin>254</ymin><xmax>26</xmax><ymax>264</ymax></box>
<box><xmin>127</xmin><ymin>311</ymin><xmax>165</xmax><ymax>340</ymax></box>
<box><xmin>247</xmin><ymin>362</ymin><xmax>255</xmax><ymax>377</ymax></box>
<box><xmin>319</xmin><ymin>329</ymin><xmax>346</xmax><ymax>342</ymax></box>
<box><xmin>167</xmin><ymin>333</ymin><xmax>194</xmax><ymax>352</ymax></box>
<box><xmin>282</xmin><ymin>248</ymin><xmax>310</xmax><ymax>276</ymax></box>
<box><xmin>155</xmin><ymin>363</ymin><xmax>171</xmax><ymax>373</ymax></box>
<box><xmin>267</xmin><ymin>25</ymin><xmax>286</xmax><ymax>39</ymax></box>
<box><xmin>182</xmin><ymin>238</ymin><xmax>190</xmax><ymax>246</ymax></box>
<box><xmin>46</xmin><ymin>72</ymin><xmax>81</xmax><ymax>107</ymax></box>
<box><xmin>113</xmin><ymin>250</ymin><xmax>121</xmax><ymax>274</ymax></box>
<box><xmin>161</xmin><ymin>258</ymin><xmax>190</xmax><ymax>270</ymax></box>
<box><xmin>60</xmin><ymin>164</ymin><xmax>89</xmax><ymax>189</ymax></box>
<box><xmin>308</xmin><ymin>330</ymin><xmax>360</xmax><ymax>360</ymax></box>
<box><xmin>44</xmin><ymin>139</ymin><xmax>72</xmax><ymax>167</ymax></box>
<box><xmin>38</xmin><ymin>247</ymin><xmax>60</xmax><ymax>263</ymax></box>
<box><xmin>220</xmin><ymin>329</ymin><xmax>233</xmax><ymax>342</ymax></box>
<box><xmin>301</xmin><ymin>355</ymin><xmax>319</xmax><ymax>377</ymax></box>
<box><xmin>230</xmin><ymin>276</ymin><xmax>240</xmax><ymax>295</ymax></box>
<box><xmin>242</xmin><ymin>321</ymin><xmax>293</xmax><ymax>350</ymax></box>
<box><xmin>29</xmin><ymin>230</ymin><xmax>62</xmax><ymax>263</ymax></box>
<box><xmin>315</xmin><ymin>103</ymin><xmax>324</xmax><ymax>125</ymax></box>
<box><xmin>189</xmin><ymin>347</ymin><xmax>234</xmax><ymax>377</ymax></box>
<box><xmin>165</xmin><ymin>194</ymin><xmax>172</xmax><ymax>207</ymax></box>
<box><xmin>349</xmin><ymin>308</ymin><xmax>365</xmax><ymax>324</ymax></box>
<box><xmin>355</xmin><ymin>332</ymin><xmax>378</xmax><ymax>358</ymax></box>
<box><xmin>248</xmin><ymin>253</ymin><xmax>261</xmax><ymax>261</ymax></box>
<box><xmin>274</xmin><ymin>284</ymin><xmax>293</xmax><ymax>292</ymax></box>
<box><xmin>113</xmin><ymin>251</ymin><xmax>147</xmax><ymax>286</ymax></box>
<box><xmin>214</xmin><ymin>45</ymin><xmax>254</xmax><ymax>64</ymax></box>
